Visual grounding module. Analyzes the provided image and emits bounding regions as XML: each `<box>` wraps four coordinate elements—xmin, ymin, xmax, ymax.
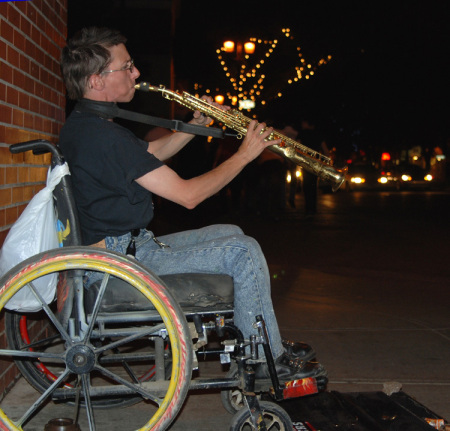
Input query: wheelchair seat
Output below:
<box><xmin>85</xmin><ymin>272</ymin><xmax>234</xmax><ymax>315</ymax></box>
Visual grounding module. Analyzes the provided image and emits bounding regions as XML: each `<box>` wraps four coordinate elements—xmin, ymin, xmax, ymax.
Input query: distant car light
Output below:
<box><xmin>401</xmin><ymin>174</ymin><xmax>412</xmax><ymax>182</ymax></box>
<box><xmin>424</xmin><ymin>174</ymin><xmax>433</xmax><ymax>182</ymax></box>
<box><xmin>351</xmin><ymin>176</ymin><xmax>365</xmax><ymax>184</ymax></box>
<box><xmin>378</xmin><ymin>177</ymin><xmax>388</xmax><ymax>184</ymax></box>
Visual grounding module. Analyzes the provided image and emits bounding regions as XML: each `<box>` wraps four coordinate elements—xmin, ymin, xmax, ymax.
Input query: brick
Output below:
<box><xmin>11</xmin><ymin>186</ymin><xmax>23</xmax><ymax>205</ymax></box>
<box><xmin>5</xmin><ymin>206</ymin><xmax>18</xmax><ymax>225</ymax></box>
<box><xmin>18</xmin><ymin>91</ymin><xmax>30</xmax><ymax>111</ymax></box>
<box><xmin>4</xmin><ymin>127</ymin><xmax>33</xmax><ymax>144</ymax></box>
<box><xmin>0</xmin><ymin>230</ymin><xmax>8</xmax><ymax>248</ymax></box>
<box><xmin>17</xmin><ymin>203</ymin><xmax>27</xmax><ymax>218</ymax></box>
<box><xmin>19</xmin><ymin>13</ymin><xmax>31</xmax><ymax>37</ymax></box>
<box><xmin>0</xmin><ymin>103</ymin><xmax>12</xmax><ymax>123</ymax></box>
<box><xmin>0</xmin><ymin>20</ymin><xmax>13</xmax><ymax>42</ymax></box>
<box><xmin>18</xmin><ymin>166</ymin><xmax>30</xmax><ymax>183</ymax></box>
<box><xmin>29</xmin><ymin>166</ymin><xmax>46</xmax><ymax>182</ymax></box>
<box><xmin>19</xmin><ymin>53</ymin><xmax>31</xmax><ymax>76</ymax></box>
<box><xmin>23</xmin><ymin>185</ymin><xmax>37</xmax><ymax>201</ymax></box>
<box><xmin>0</xmin><ymin>188</ymin><xmax>12</xmax><ymax>207</ymax></box>
<box><xmin>24</xmin><ymin>112</ymin><xmax>34</xmax><ymax>129</ymax></box>
<box><xmin>23</xmin><ymin>74</ymin><xmax>35</xmax><ymax>94</ymax></box>
<box><xmin>0</xmin><ymin>357</ymin><xmax>14</xmax><ymax>378</ymax></box>
<box><xmin>6</xmin><ymin>87</ymin><xmax>19</xmax><ymax>107</ymax></box>
<box><xmin>12</xmin><ymin>108</ymin><xmax>24</xmax><ymax>127</ymax></box>
<box><xmin>0</xmin><ymin>147</ymin><xmax>14</xmax><ymax>165</ymax></box>
<box><xmin>26</xmin><ymin>1</ymin><xmax>37</xmax><ymax>24</ymax></box>
<box><xmin>7</xmin><ymin>3</ymin><xmax>20</xmax><ymax>29</ymax></box>
<box><xmin>6</xmin><ymin>45</ymin><xmax>20</xmax><ymax>68</ymax></box>
<box><xmin>5</xmin><ymin>167</ymin><xmax>17</xmax><ymax>184</ymax></box>
<box><xmin>0</xmin><ymin>208</ymin><xmax>5</xmax><ymax>227</ymax></box>
<box><xmin>0</xmin><ymin>62</ymin><xmax>13</xmax><ymax>82</ymax></box>
<box><xmin>13</xmin><ymin>70</ymin><xmax>27</xmax><ymax>90</ymax></box>
<box><xmin>10</xmin><ymin>150</ymin><xmax>24</xmax><ymax>165</ymax></box>
<box><xmin>0</xmin><ymin>42</ymin><xmax>6</xmax><ymax>64</ymax></box>
<box><xmin>13</xmin><ymin>29</ymin><xmax>26</xmax><ymax>52</ymax></box>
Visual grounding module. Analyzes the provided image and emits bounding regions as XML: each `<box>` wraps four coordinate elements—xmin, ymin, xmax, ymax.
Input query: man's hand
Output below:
<box><xmin>237</xmin><ymin>120</ymin><xmax>282</xmax><ymax>163</ymax></box>
<box><xmin>191</xmin><ymin>95</ymin><xmax>230</xmax><ymax>126</ymax></box>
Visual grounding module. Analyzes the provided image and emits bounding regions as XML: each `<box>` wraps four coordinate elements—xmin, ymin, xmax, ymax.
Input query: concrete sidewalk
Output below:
<box><xmin>1</xmin><ymin>190</ymin><xmax>449</xmax><ymax>430</ymax></box>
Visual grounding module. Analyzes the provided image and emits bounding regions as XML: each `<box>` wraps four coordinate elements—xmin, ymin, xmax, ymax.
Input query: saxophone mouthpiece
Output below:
<box><xmin>134</xmin><ymin>82</ymin><xmax>151</xmax><ymax>92</ymax></box>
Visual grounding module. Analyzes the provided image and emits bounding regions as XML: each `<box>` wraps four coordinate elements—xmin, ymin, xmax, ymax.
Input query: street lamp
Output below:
<box><xmin>222</xmin><ymin>40</ymin><xmax>256</xmax><ymax>60</ymax></box>
<box><xmin>218</xmin><ymin>39</ymin><xmax>259</xmax><ymax>109</ymax></box>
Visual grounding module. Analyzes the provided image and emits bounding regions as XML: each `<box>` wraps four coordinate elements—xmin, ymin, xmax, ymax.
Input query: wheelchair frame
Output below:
<box><xmin>0</xmin><ymin>140</ymin><xmax>323</xmax><ymax>431</ymax></box>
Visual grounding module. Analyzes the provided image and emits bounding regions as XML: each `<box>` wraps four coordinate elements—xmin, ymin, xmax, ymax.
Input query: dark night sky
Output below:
<box><xmin>67</xmin><ymin>0</ymin><xmax>450</xmax><ymax>158</ymax></box>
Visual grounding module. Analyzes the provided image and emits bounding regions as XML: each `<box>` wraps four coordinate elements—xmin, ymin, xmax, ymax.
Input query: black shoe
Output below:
<box><xmin>255</xmin><ymin>355</ymin><xmax>327</xmax><ymax>382</ymax></box>
<box><xmin>282</xmin><ymin>339</ymin><xmax>316</xmax><ymax>362</ymax></box>
<box><xmin>276</xmin><ymin>354</ymin><xmax>327</xmax><ymax>381</ymax></box>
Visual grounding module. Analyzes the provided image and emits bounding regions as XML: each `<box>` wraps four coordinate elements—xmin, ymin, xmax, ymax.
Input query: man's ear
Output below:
<box><xmin>88</xmin><ymin>74</ymin><xmax>105</xmax><ymax>91</ymax></box>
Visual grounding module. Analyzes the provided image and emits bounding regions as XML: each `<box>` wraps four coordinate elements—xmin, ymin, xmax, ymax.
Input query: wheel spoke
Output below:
<box><xmin>0</xmin><ymin>348</ymin><xmax>64</xmax><ymax>360</ymax></box>
<box><xmin>263</xmin><ymin>416</ymin><xmax>276</xmax><ymax>429</ymax></box>
<box><xmin>17</xmin><ymin>368</ymin><xmax>71</xmax><ymax>427</ymax></box>
<box><xmin>81</xmin><ymin>373</ymin><xmax>96</xmax><ymax>431</ymax></box>
<box><xmin>20</xmin><ymin>334</ymin><xmax>61</xmax><ymax>350</ymax></box>
<box><xmin>28</xmin><ymin>281</ymin><xmax>72</xmax><ymax>345</ymax></box>
<box><xmin>94</xmin><ymin>364</ymin><xmax>162</xmax><ymax>404</ymax></box>
<box><xmin>93</xmin><ymin>323</ymin><xmax>166</xmax><ymax>354</ymax></box>
<box><xmin>83</xmin><ymin>273</ymin><xmax>110</xmax><ymax>343</ymax></box>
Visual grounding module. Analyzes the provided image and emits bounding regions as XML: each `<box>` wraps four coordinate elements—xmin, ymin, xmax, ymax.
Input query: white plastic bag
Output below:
<box><xmin>0</xmin><ymin>163</ymin><xmax>70</xmax><ymax>312</ymax></box>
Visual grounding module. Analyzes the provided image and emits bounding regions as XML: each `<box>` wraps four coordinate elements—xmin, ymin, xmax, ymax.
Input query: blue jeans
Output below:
<box><xmin>104</xmin><ymin>224</ymin><xmax>284</xmax><ymax>359</ymax></box>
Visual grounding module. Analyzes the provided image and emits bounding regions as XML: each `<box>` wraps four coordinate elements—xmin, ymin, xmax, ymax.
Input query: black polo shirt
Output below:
<box><xmin>59</xmin><ymin>109</ymin><xmax>164</xmax><ymax>245</ymax></box>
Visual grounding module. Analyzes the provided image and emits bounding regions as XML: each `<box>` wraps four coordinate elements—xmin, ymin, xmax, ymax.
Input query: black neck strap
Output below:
<box><xmin>74</xmin><ymin>99</ymin><xmax>226</xmax><ymax>139</ymax></box>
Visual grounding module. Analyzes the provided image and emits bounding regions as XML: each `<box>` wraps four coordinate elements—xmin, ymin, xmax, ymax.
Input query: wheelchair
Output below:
<box><xmin>0</xmin><ymin>140</ymin><xmax>326</xmax><ymax>431</ymax></box>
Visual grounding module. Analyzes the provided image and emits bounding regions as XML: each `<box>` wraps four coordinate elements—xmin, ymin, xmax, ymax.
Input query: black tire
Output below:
<box><xmin>229</xmin><ymin>401</ymin><xmax>293</xmax><ymax>430</ymax></box>
<box><xmin>0</xmin><ymin>246</ymin><xmax>193</xmax><ymax>431</ymax></box>
<box><xmin>220</xmin><ymin>364</ymin><xmax>262</xmax><ymax>415</ymax></box>
<box><xmin>221</xmin><ymin>365</ymin><xmax>244</xmax><ymax>414</ymax></box>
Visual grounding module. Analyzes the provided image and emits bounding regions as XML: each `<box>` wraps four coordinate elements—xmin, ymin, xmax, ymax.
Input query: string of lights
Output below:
<box><xmin>194</xmin><ymin>28</ymin><xmax>332</xmax><ymax>111</ymax></box>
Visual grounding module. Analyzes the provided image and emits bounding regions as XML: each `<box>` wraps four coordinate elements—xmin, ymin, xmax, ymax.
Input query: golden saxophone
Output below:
<box><xmin>135</xmin><ymin>82</ymin><xmax>347</xmax><ymax>191</ymax></box>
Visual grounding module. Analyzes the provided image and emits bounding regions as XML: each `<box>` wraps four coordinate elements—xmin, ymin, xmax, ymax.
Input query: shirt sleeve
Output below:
<box><xmin>109</xmin><ymin>124</ymin><xmax>164</xmax><ymax>204</ymax></box>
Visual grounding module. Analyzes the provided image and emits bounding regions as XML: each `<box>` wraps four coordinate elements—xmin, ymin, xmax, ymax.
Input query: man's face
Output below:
<box><xmin>100</xmin><ymin>44</ymin><xmax>140</xmax><ymax>103</ymax></box>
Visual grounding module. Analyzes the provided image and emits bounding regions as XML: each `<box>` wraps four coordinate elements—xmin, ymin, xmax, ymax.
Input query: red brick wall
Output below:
<box><xmin>0</xmin><ymin>0</ymin><xmax>67</xmax><ymax>399</ymax></box>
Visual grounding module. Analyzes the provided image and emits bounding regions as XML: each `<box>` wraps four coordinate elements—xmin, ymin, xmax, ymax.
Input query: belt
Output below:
<box><xmin>92</xmin><ymin>239</ymin><xmax>106</xmax><ymax>248</ymax></box>
<box><xmin>90</xmin><ymin>229</ymin><xmax>169</xmax><ymax>253</ymax></box>
<box><xmin>90</xmin><ymin>229</ymin><xmax>139</xmax><ymax>250</ymax></box>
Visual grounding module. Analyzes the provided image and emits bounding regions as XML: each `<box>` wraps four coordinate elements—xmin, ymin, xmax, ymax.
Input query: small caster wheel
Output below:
<box><xmin>229</xmin><ymin>400</ymin><xmax>293</xmax><ymax>430</ymax></box>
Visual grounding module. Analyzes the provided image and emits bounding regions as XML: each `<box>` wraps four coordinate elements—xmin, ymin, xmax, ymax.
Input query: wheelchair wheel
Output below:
<box><xmin>229</xmin><ymin>401</ymin><xmax>293</xmax><ymax>431</ymax></box>
<box><xmin>5</xmin><ymin>311</ymin><xmax>172</xmax><ymax>409</ymax></box>
<box><xmin>0</xmin><ymin>247</ymin><xmax>193</xmax><ymax>431</ymax></box>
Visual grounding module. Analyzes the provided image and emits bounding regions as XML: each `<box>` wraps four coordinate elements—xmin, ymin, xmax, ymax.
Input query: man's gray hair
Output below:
<box><xmin>61</xmin><ymin>27</ymin><xmax>127</xmax><ymax>100</ymax></box>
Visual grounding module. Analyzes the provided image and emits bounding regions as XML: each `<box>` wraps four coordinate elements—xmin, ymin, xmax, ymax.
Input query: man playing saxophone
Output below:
<box><xmin>59</xmin><ymin>26</ymin><xmax>327</xmax><ymax>381</ymax></box>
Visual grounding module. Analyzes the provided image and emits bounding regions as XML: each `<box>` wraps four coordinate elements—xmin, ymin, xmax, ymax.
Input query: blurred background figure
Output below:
<box><xmin>213</xmin><ymin>134</ymin><xmax>246</xmax><ymax>216</ymax></box>
<box><xmin>278</xmin><ymin>124</ymin><xmax>301</xmax><ymax>210</ymax></box>
<box><xmin>298</xmin><ymin>117</ymin><xmax>330</xmax><ymax>217</ymax></box>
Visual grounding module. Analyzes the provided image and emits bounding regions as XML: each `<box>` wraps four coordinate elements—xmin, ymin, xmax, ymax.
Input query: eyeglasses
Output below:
<box><xmin>101</xmin><ymin>59</ymin><xmax>135</xmax><ymax>74</ymax></box>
